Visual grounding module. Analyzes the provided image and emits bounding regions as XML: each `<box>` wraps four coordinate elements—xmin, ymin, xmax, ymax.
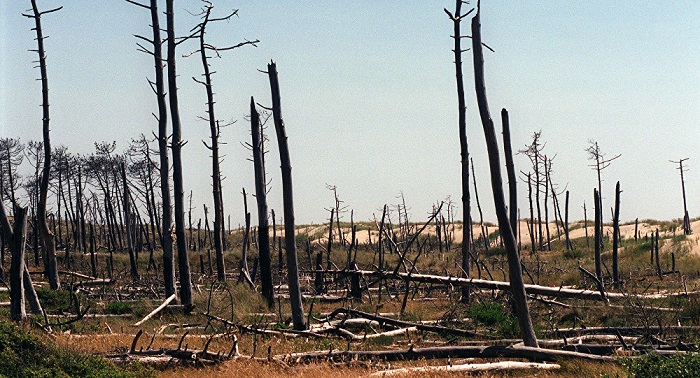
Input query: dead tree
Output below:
<box><xmin>593</xmin><ymin>189</ymin><xmax>603</xmax><ymax>290</ymax></box>
<box><xmin>502</xmin><ymin>109</ymin><xmax>518</xmax><ymax>249</ymax></box>
<box><xmin>127</xmin><ymin>0</ymin><xmax>175</xmax><ymax>297</ymax></box>
<box><xmin>250</xmin><ymin>98</ymin><xmax>273</xmax><ymax>308</ymax></box>
<box><xmin>267</xmin><ymin>61</ymin><xmax>306</xmax><ymax>331</ymax></box>
<box><xmin>520</xmin><ymin>132</ymin><xmax>545</xmax><ymax>251</ymax></box>
<box><xmin>166</xmin><ymin>0</ymin><xmax>192</xmax><ymax>311</ymax></box>
<box><xmin>1</xmin><ymin>202</ymin><xmax>27</xmax><ymax>321</ymax></box>
<box><xmin>121</xmin><ymin>162</ymin><xmax>139</xmax><ymax>281</ymax></box>
<box><xmin>612</xmin><ymin>181</ymin><xmax>621</xmax><ymax>288</ymax></box>
<box><xmin>586</xmin><ymin>140</ymin><xmax>620</xmax><ymax>250</ymax></box>
<box><xmin>471</xmin><ymin>6</ymin><xmax>537</xmax><ymax>347</ymax></box>
<box><xmin>670</xmin><ymin>158</ymin><xmax>691</xmax><ymax>235</ymax></box>
<box><xmin>445</xmin><ymin>0</ymin><xmax>473</xmax><ymax>303</ymax></box>
<box><xmin>188</xmin><ymin>2</ymin><xmax>258</xmax><ymax>281</ymax></box>
<box><xmin>23</xmin><ymin>0</ymin><xmax>62</xmax><ymax>290</ymax></box>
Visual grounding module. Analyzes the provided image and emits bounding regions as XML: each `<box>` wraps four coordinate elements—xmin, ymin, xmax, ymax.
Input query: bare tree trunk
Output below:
<box><xmin>446</xmin><ymin>0</ymin><xmax>471</xmax><ymax>303</ymax></box>
<box><xmin>267</xmin><ymin>61</ymin><xmax>305</xmax><ymax>331</ymax></box>
<box><xmin>194</xmin><ymin>10</ymin><xmax>225</xmax><ymax>281</ymax></box>
<box><xmin>564</xmin><ymin>191</ymin><xmax>572</xmax><ymax>250</ymax></box>
<box><xmin>594</xmin><ymin>189</ymin><xmax>603</xmax><ymax>289</ymax></box>
<box><xmin>471</xmin><ymin>9</ymin><xmax>537</xmax><ymax>347</ymax></box>
<box><xmin>130</xmin><ymin>0</ymin><xmax>176</xmax><ymax>297</ymax></box>
<box><xmin>26</xmin><ymin>0</ymin><xmax>61</xmax><ymax>290</ymax></box>
<box><xmin>3</xmin><ymin>204</ymin><xmax>27</xmax><ymax>321</ymax></box>
<box><xmin>612</xmin><ymin>181</ymin><xmax>620</xmax><ymax>288</ymax></box>
<box><xmin>501</xmin><ymin>109</ymin><xmax>517</xmax><ymax>247</ymax></box>
<box><xmin>121</xmin><ymin>163</ymin><xmax>139</xmax><ymax>281</ymax></box>
<box><xmin>166</xmin><ymin>0</ymin><xmax>192</xmax><ymax>311</ymax></box>
<box><xmin>250</xmin><ymin>97</ymin><xmax>274</xmax><ymax>309</ymax></box>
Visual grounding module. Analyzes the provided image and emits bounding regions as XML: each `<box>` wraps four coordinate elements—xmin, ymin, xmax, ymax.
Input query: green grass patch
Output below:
<box><xmin>621</xmin><ymin>352</ymin><xmax>700</xmax><ymax>378</ymax></box>
<box><xmin>105</xmin><ymin>301</ymin><xmax>132</xmax><ymax>315</ymax></box>
<box><xmin>0</xmin><ymin>320</ymin><xmax>153</xmax><ymax>378</ymax></box>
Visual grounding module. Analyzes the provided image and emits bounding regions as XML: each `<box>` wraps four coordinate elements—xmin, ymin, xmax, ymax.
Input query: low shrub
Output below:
<box><xmin>0</xmin><ymin>320</ymin><xmax>153</xmax><ymax>378</ymax></box>
<box><xmin>621</xmin><ymin>352</ymin><xmax>700</xmax><ymax>378</ymax></box>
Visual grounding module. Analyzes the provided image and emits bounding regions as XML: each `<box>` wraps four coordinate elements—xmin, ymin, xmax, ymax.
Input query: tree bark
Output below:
<box><xmin>267</xmin><ymin>61</ymin><xmax>306</xmax><ymax>330</ymax></box>
<box><xmin>471</xmin><ymin>9</ymin><xmax>537</xmax><ymax>347</ymax></box>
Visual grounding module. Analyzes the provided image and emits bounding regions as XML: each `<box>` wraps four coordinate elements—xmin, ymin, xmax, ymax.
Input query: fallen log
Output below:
<box><xmin>133</xmin><ymin>294</ymin><xmax>177</xmax><ymax>326</ymax></box>
<box><xmin>276</xmin><ymin>345</ymin><xmax>615</xmax><ymax>364</ymax></box>
<box><xmin>367</xmin><ymin>361</ymin><xmax>561</xmax><ymax>377</ymax></box>
<box><xmin>325</xmin><ymin>308</ymin><xmax>483</xmax><ymax>338</ymax></box>
<box><xmin>312</xmin><ymin>270</ymin><xmax>695</xmax><ymax>301</ymax></box>
<box><xmin>546</xmin><ymin>326</ymin><xmax>700</xmax><ymax>337</ymax></box>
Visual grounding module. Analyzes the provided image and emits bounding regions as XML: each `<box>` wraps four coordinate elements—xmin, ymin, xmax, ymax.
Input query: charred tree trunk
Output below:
<box><xmin>564</xmin><ymin>191</ymin><xmax>572</xmax><ymax>250</ymax></box>
<box><xmin>267</xmin><ymin>61</ymin><xmax>306</xmax><ymax>331</ymax></box>
<box><xmin>166</xmin><ymin>0</ymin><xmax>192</xmax><ymax>311</ymax></box>
<box><xmin>250</xmin><ymin>97</ymin><xmax>274</xmax><ymax>308</ymax></box>
<box><xmin>471</xmin><ymin>9</ymin><xmax>537</xmax><ymax>347</ymax></box>
<box><xmin>25</xmin><ymin>0</ymin><xmax>61</xmax><ymax>290</ymax></box>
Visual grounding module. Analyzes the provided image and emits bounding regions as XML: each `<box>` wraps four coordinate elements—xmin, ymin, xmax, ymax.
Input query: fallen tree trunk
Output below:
<box><xmin>134</xmin><ymin>294</ymin><xmax>176</xmax><ymax>326</ymax></box>
<box><xmin>325</xmin><ymin>308</ymin><xmax>483</xmax><ymax>338</ymax></box>
<box><xmin>276</xmin><ymin>345</ymin><xmax>615</xmax><ymax>364</ymax></box>
<box><xmin>313</xmin><ymin>269</ymin><xmax>688</xmax><ymax>301</ymax></box>
<box><xmin>368</xmin><ymin>361</ymin><xmax>561</xmax><ymax>377</ymax></box>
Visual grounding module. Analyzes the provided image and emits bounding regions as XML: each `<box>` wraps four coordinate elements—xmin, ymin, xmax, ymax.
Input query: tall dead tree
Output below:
<box><xmin>127</xmin><ymin>0</ymin><xmax>175</xmax><ymax>297</ymax></box>
<box><xmin>586</xmin><ymin>140</ymin><xmax>620</xmax><ymax>250</ymax></box>
<box><xmin>166</xmin><ymin>0</ymin><xmax>192</xmax><ymax>311</ymax></box>
<box><xmin>250</xmin><ymin>97</ymin><xmax>274</xmax><ymax>308</ymax></box>
<box><xmin>24</xmin><ymin>0</ymin><xmax>62</xmax><ymax>289</ymax></box>
<box><xmin>471</xmin><ymin>6</ymin><xmax>537</xmax><ymax>347</ymax></box>
<box><xmin>267</xmin><ymin>61</ymin><xmax>306</xmax><ymax>331</ymax></box>
<box><xmin>188</xmin><ymin>2</ymin><xmax>258</xmax><ymax>281</ymax></box>
<box><xmin>445</xmin><ymin>0</ymin><xmax>473</xmax><ymax>303</ymax></box>
<box><xmin>670</xmin><ymin>158</ymin><xmax>691</xmax><ymax>235</ymax></box>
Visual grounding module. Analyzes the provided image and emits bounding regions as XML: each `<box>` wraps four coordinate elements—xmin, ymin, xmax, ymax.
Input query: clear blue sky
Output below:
<box><xmin>2</xmin><ymin>1</ymin><xmax>699</xmax><ymax>226</ymax></box>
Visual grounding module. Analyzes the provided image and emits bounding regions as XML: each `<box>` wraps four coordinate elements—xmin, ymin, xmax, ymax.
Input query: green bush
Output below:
<box><xmin>105</xmin><ymin>301</ymin><xmax>132</xmax><ymax>315</ymax></box>
<box><xmin>0</xmin><ymin>320</ymin><xmax>153</xmax><ymax>378</ymax></box>
<box><xmin>621</xmin><ymin>352</ymin><xmax>700</xmax><ymax>378</ymax></box>
<box><xmin>35</xmin><ymin>287</ymin><xmax>72</xmax><ymax>311</ymax></box>
<box><xmin>468</xmin><ymin>302</ymin><xmax>519</xmax><ymax>338</ymax></box>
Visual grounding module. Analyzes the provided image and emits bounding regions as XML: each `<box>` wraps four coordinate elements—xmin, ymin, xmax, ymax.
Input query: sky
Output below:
<box><xmin>1</xmin><ymin>1</ymin><xmax>699</xmax><ymax>227</ymax></box>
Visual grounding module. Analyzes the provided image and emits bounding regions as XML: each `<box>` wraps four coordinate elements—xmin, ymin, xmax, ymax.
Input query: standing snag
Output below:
<box><xmin>445</xmin><ymin>0</ymin><xmax>474</xmax><ymax>303</ymax></box>
<box><xmin>670</xmin><ymin>158</ymin><xmax>691</xmax><ymax>235</ymax></box>
<box><xmin>471</xmin><ymin>5</ymin><xmax>537</xmax><ymax>348</ymax></box>
<box><xmin>23</xmin><ymin>0</ymin><xmax>62</xmax><ymax>290</ymax></box>
<box><xmin>166</xmin><ymin>0</ymin><xmax>193</xmax><ymax>311</ymax></box>
<box><xmin>267</xmin><ymin>61</ymin><xmax>306</xmax><ymax>331</ymax></box>
<box><xmin>250</xmin><ymin>97</ymin><xmax>274</xmax><ymax>309</ymax></box>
